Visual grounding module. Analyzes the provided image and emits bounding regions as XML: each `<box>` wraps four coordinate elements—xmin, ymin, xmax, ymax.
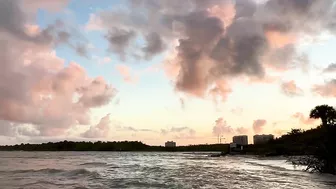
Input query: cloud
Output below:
<box><xmin>0</xmin><ymin>120</ymin><xmax>40</xmax><ymax>137</ymax></box>
<box><xmin>143</xmin><ymin>32</ymin><xmax>166</xmax><ymax>59</ymax></box>
<box><xmin>213</xmin><ymin>118</ymin><xmax>234</xmax><ymax>136</ymax></box>
<box><xmin>323</xmin><ymin>63</ymin><xmax>336</xmax><ymax>73</ymax></box>
<box><xmin>87</xmin><ymin>0</ymin><xmax>336</xmax><ymax>100</ymax></box>
<box><xmin>0</xmin><ymin>0</ymin><xmax>117</xmax><ymax>137</ymax></box>
<box><xmin>0</xmin><ymin>0</ymin><xmax>53</xmax><ymax>44</ymax></box>
<box><xmin>115</xmin><ymin>64</ymin><xmax>138</xmax><ymax>84</ymax></box>
<box><xmin>0</xmin><ymin>120</ymin><xmax>17</xmax><ymax>137</ymax></box>
<box><xmin>281</xmin><ymin>80</ymin><xmax>304</xmax><ymax>96</ymax></box>
<box><xmin>161</xmin><ymin>126</ymin><xmax>196</xmax><ymax>139</ymax></box>
<box><xmin>235</xmin><ymin>127</ymin><xmax>249</xmax><ymax>135</ymax></box>
<box><xmin>105</xmin><ymin>28</ymin><xmax>136</xmax><ymax>61</ymax></box>
<box><xmin>231</xmin><ymin>107</ymin><xmax>243</xmax><ymax>115</ymax></box>
<box><xmin>312</xmin><ymin>79</ymin><xmax>336</xmax><ymax>97</ymax></box>
<box><xmin>22</xmin><ymin>0</ymin><xmax>70</xmax><ymax>13</ymax></box>
<box><xmin>273</xmin><ymin>129</ymin><xmax>287</xmax><ymax>137</ymax></box>
<box><xmin>116</xmin><ymin>125</ymin><xmax>156</xmax><ymax>133</ymax></box>
<box><xmin>0</xmin><ymin>1</ymin><xmax>89</xmax><ymax>58</ymax></box>
<box><xmin>292</xmin><ymin>112</ymin><xmax>316</xmax><ymax>125</ymax></box>
<box><xmin>53</xmin><ymin>21</ymin><xmax>91</xmax><ymax>58</ymax></box>
<box><xmin>252</xmin><ymin>119</ymin><xmax>267</xmax><ymax>134</ymax></box>
<box><xmin>99</xmin><ymin>57</ymin><xmax>112</xmax><ymax>64</ymax></box>
<box><xmin>82</xmin><ymin>114</ymin><xmax>111</xmax><ymax>138</ymax></box>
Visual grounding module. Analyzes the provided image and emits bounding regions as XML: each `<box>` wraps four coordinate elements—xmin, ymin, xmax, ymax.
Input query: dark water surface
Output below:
<box><xmin>0</xmin><ymin>152</ymin><xmax>335</xmax><ymax>189</ymax></box>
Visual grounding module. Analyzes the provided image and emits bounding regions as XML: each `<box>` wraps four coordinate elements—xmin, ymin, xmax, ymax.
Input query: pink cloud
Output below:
<box><xmin>235</xmin><ymin>127</ymin><xmax>249</xmax><ymax>135</ymax></box>
<box><xmin>312</xmin><ymin>79</ymin><xmax>336</xmax><ymax>97</ymax></box>
<box><xmin>281</xmin><ymin>80</ymin><xmax>304</xmax><ymax>96</ymax></box>
<box><xmin>0</xmin><ymin>1</ymin><xmax>116</xmax><ymax>137</ymax></box>
<box><xmin>115</xmin><ymin>64</ymin><xmax>138</xmax><ymax>84</ymax></box>
<box><xmin>209</xmin><ymin>80</ymin><xmax>232</xmax><ymax>104</ymax></box>
<box><xmin>253</xmin><ymin>119</ymin><xmax>267</xmax><ymax>134</ymax></box>
<box><xmin>292</xmin><ymin>112</ymin><xmax>316</xmax><ymax>125</ymax></box>
<box><xmin>213</xmin><ymin>118</ymin><xmax>234</xmax><ymax>136</ymax></box>
<box><xmin>82</xmin><ymin>114</ymin><xmax>111</xmax><ymax>138</ymax></box>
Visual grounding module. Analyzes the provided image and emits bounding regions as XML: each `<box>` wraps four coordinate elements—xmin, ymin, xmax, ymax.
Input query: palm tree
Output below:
<box><xmin>309</xmin><ymin>105</ymin><xmax>336</xmax><ymax>127</ymax></box>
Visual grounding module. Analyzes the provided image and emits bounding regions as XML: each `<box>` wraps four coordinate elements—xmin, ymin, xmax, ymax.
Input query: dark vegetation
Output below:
<box><xmin>245</xmin><ymin>104</ymin><xmax>336</xmax><ymax>174</ymax></box>
<box><xmin>0</xmin><ymin>141</ymin><xmax>228</xmax><ymax>152</ymax></box>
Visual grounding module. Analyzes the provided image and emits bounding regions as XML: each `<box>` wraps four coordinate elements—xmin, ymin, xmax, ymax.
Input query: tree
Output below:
<box><xmin>309</xmin><ymin>105</ymin><xmax>336</xmax><ymax>127</ymax></box>
<box><xmin>287</xmin><ymin>129</ymin><xmax>303</xmax><ymax>136</ymax></box>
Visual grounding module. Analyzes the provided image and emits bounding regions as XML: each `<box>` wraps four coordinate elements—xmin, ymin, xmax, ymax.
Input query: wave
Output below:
<box><xmin>23</xmin><ymin>180</ymin><xmax>90</xmax><ymax>189</ymax></box>
<box><xmin>244</xmin><ymin>160</ymin><xmax>300</xmax><ymax>172</ymax></box>
<box><xmin>79</xmin><ymin>162</ymin><xmax>107</xmax><ymax>166</ymax></box>
<box><xmin>2</xmin><ymin>168</ymin><xmax>100</xmax><ymax>178</ymax></box>
<box><xmin>4</xmin><ymin>168</ymin><xmax>64</xmax><ymax>174</ymax></box>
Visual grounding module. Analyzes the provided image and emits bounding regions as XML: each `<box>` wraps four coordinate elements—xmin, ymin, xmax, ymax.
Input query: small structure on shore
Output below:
<box><xmin>165</xmin><ymin>141</ymin><xmax>176</xmax><ymax>147</ymax></box>
<box><xmin>229</xmin><ymin>142</ymin><xmax>245</xmax><ymax>154</ymax></box>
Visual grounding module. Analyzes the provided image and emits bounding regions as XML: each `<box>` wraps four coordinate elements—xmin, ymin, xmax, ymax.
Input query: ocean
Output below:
<box><xmin>0</xmin><ymin>152</ymin><xmax>335</xmax><ymax>189</ymax></box>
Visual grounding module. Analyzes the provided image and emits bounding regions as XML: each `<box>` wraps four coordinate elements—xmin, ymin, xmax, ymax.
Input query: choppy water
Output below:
<box><xmin>0</xmin><ymin>152</ymin><xmax>335</xmax><ymax>189</ymax></box>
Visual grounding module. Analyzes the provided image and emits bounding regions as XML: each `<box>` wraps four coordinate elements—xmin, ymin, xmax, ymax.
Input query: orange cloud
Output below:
<box><xmin>265</xmin><ymin>31</ymin><xmax>297</xmax><ymax>49</ymax></box>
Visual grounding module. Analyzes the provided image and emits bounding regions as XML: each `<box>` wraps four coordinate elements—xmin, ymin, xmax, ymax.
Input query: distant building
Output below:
<box><xmin>232</xmin><ymin>135</ymin><xmax>248</xmax><ymax>146</ymax></box>
<box><xmin>165</xmin><ymin>141</ymin><xmax>176</xmax><ymax>147</ymax></box>
<box><xmin>253</xmin><ymin>134</ymin><xmax>274</xmax><ymax>145</ymax></box>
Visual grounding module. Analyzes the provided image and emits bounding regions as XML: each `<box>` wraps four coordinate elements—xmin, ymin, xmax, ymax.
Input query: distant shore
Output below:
<box><xmin>0</xmin><ymin>141</ymin><xmax>231</xmax><ymax>152</ymax></box>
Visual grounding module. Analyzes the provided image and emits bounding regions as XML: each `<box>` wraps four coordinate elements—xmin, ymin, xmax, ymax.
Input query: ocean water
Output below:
<box><xmin>0</xmin><ymin>152</ymin><xmax>335</xmax><ymax>189</ymax></box>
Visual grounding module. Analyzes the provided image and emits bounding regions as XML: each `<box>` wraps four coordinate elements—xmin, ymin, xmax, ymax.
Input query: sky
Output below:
<box><xmin>0</xmin><ymin>0</ymin><xmax>336</xmax><ymax>146</ymax></box>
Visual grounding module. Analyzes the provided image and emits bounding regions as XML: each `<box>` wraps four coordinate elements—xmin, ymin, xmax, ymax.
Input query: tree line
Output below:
<box><xmin>0</xmin><ymin>140</ymin><xmax>229</xmax><ymax>152</ymax></box>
